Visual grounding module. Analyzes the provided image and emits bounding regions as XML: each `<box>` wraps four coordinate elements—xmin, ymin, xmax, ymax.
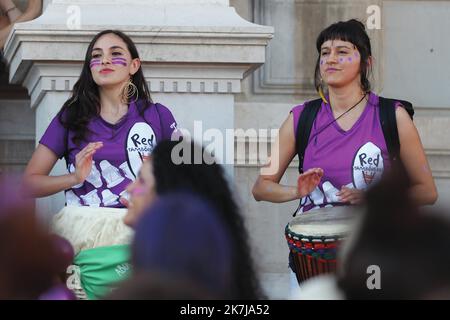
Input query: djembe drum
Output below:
<box><xmin>285</xmin><ymin>206</ymin><xmax>355</xmax><ymax>284</ymax></box>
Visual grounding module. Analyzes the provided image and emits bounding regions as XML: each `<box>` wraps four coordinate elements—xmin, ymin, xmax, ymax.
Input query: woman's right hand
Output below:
<box><xmin>73</xmin><ymin>142</ymin><xmax>103</xmax><ymax>185</ymax></box>
<box><xmin>297</xmin><ymin>167</ymin><xmax>323</xmax><ymax>198</ymax></box>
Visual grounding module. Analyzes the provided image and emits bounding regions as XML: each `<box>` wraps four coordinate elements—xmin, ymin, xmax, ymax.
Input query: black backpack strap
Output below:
<box><xmin>378</xmin><ymin>97</ymin><xmax>414</xmax><ymax>162</ymax></box>
<box><xmin>296</xmin><ymin>98</ymin><xmax>322</xmax><ymax>173</ymax></box>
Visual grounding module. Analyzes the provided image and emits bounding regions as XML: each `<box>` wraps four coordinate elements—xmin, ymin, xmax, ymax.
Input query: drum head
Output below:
<box><xmin>287</xmin><ymin>206</ymin><xmax>356</xmax><ymax>238</ymax></box>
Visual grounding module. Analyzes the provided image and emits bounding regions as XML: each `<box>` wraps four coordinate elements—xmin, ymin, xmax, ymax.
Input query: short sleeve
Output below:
<box><xmin>39</xmin><ymin>112</ymin><xmax>67</xmax><ymax>159</ymax></box>
<box><xmin>155</xmin><ymin>103</ymin><xmax>181</xmax><ymax>140</ymax></box>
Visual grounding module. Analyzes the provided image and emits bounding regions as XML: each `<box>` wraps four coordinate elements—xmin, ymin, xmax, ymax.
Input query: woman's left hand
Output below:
<box><xmin>337</xmin><ymin>186</ymin><xmax>365</xmax><ymax>205</ymax></box>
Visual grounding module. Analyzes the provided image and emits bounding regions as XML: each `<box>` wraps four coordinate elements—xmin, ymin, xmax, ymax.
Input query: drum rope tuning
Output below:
<box><xmin>285</xmin><ymin>206</ymin><xmax>356</xmax><ymax>284</ymax></box>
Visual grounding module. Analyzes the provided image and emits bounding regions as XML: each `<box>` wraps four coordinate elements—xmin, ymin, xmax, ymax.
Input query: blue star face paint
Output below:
<box><xmin>111</xmin><ymin>57</ymin><xmax>127</xmax><ymax>66</ymax></box>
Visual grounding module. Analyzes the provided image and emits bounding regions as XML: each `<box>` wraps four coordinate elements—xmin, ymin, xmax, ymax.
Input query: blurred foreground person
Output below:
<box><xmin>123</xmin><ymin>140</ymin><xmax>264</xmax><ymax>299</ymax></box>
<box><xmin>294</xmin><ymin>163</ymin><xmax>449</xmax><ymax>300</ymax></box>
<box><xmin>337</xmin><ymin>164</ymin><xmax>450</xmax><ymax>299</ymax></box>
<box><xmin>0</xmin><ymin>175</ymin><xmax>74</xmax><ymax>300</ymax></box>
<box><xmin>110</xmin><ymin>192</ymin><xmax>234</xmax><ymax>299</ymax></box>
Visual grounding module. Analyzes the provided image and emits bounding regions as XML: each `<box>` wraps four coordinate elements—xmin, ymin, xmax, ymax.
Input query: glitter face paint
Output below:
<box><xmin>111</xmin><ymin>57</ymin><xmax>127</xmax><ymax>66</ymax></box>
<box><xmin>89</xmin><ymin>58</ymin><xmax>101</xmax><ymax>69</ymax></box>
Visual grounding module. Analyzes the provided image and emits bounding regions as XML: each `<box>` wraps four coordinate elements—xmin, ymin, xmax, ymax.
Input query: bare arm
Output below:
<box><xmin>23</xmin><ymin>144</ymin><xmax>78</xmax><ymax>198</ymax></box>
<box><xmin>23</xmin><ymin>142</ymin><xmax>103</xmax><ymax>198</ymax></box>
<box><xmin>13</xmin><ymin>0</ymin><xmax>42</xmax><ymax>23</ymax></box>
<box><xmin>252</xmin><ymin>113</ymin><xmax>322</xmax><ymax>203</ymax></box>
<box><xmin>0</xmin><ymin>15</ymin><xmax>9</xmax><ymax>29</ymax></box>
<box><xmin>0</xmin><ymin>18</ymin><xmax>12</xmax><ymax>47</ymax></box>
<box><xmin>0</xmin><ymin>0</ymin><xmax>42</xmax><ymax>48</ymax></box>
<box><xmin>397</xmin><ymin>107</ymin><xmax>438</xmax><ymax>205</ymax></box>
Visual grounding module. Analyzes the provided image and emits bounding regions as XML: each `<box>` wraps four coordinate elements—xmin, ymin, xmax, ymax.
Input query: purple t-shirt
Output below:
<box><xmin>40</xmin><ymin>100</ymin><xmax>178</xmax><ymax>208</ymax></box>
<box><xmin>291</xmin><ymin>92</ymin><xmax>395</xmax><ymax>213</ymax></box>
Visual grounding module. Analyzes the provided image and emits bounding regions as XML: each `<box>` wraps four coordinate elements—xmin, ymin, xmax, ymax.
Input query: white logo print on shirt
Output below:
<box><xmin>298</xmin><ymin>181</ymin><xmax>354</xmax><ymax>213</ymax></box>
<box><xmin>126</xmin><ymin>122</ymin><xmax>157</xmax><ymax>178</ymax></box>
<box><xmin>322</xmin><ymin>181</ymin><xmax>341</xmax><ymax>203</ymax></box>
<box><xmin>80</xmin><ymin>189</ymin><xmax>101</xmax><ymax>207</ymax></box>
<box><xmin>66</xmin><ymin>189</ymin><xmax>82</xmax><ymax>206</ymax></box>
<box><xmin>99</xmin><ymin>160</ymin><xmax>125</xmax><ymax>188</ymax></box>
<box><xmin>352</xmin><ymin>142</ymin><xmax>384</xmax><ymax>189</ymax></box>
<box><xmin>101</xmin><ymin>189</ymin><xmax>119</xmax><ymax>206</ymax></box>
<box><xmin>85</xmin><ymin>161</ymin><xmax>103</xmax><ymax>188</ymax></box>
<box><xmin>119</xmin><ymin>162</ymin><xmax>135</xmax><ymax>181</ymax></box>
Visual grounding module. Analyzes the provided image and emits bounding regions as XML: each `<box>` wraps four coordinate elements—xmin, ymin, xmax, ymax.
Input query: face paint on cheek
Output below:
<box><xmin>354</xmin><ymin>52</ymin><xmax>359</xmax><ymax>58</ymax></box>
<box><xmin>111</xmin><ymin>57</ymin><xmax>128</xmax><ymax>67</ymax></box>
<box><xmin>348</xmin><ymin>57</ymin><xmax>353</xmax><ymax>62</ymax></box>
<box><xmin>89</xmin><ymin>59</ymin><xmax>101</xmax><ymax>69</ymax></box>
<box><xmin>131</xmin><ymin>186</ymin><xmax>148</xmax><ymax>197</ymax></box>
<box><xmin>320</xmin><ymin>59</ymin><xmax>324</xmax><ymax>65</ymax></box>
<box><xmin>339</xmin><ymin>58</ymin><xmax>344</xmax><ymax>63</ymax></box>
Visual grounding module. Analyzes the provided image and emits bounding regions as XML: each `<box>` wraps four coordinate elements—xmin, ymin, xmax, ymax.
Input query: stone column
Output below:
<box><xmin>3</xmin><ymin>0</ymin><xmax>273</xmax><ymax>218</ymax></box>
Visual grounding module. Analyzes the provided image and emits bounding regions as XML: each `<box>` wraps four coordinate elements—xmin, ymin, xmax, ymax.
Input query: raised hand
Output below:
<box><xmin>73</xmin><ymin>142</ymin><xmax>103</xmax><ymax>185</ymax></box>
<box><xmin>337</xmin><ymin>186</ymin><xmax>365</xmax><ymax>205</ymax></box>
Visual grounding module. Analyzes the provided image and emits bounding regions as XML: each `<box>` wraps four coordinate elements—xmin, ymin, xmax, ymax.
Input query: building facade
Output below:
<box><xmin>1</xmin><ymin>0</ymin><xmax>449</xmax><ymax>298</ymax></box>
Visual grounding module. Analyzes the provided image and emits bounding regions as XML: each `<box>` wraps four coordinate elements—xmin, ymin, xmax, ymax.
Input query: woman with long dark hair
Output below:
<box><xmin>23</xmin><ymin>30</ymin><xmax>179</xmax><ymax>299</ymax></box>
<box><xmin>123</xmin><ymin>140</ymin><xmax>264</xmax><ymax>299</ymax></box>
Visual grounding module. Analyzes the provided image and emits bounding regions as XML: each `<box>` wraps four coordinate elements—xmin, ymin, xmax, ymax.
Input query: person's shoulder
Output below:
<box><xmin>372</xmin><ymin>92</ymin><xmax>409</xmax><ymax>109</ymax></box>
<box><xmin>395</xmin><ymin>104</ymin><xmax>413</xmax><ymax>125</ymax></box>
<box><xmin>152</xmin><ymin>103</ymin><xmax>176</xmax><ymax>123</ymax></box>
<box><xmin>291</xmin><ymin>102</ymin><xmax>307</xmax><ymax>114</ymax></box>
<box><xmin>375</xmin><ymin>94</ymin><xmax>412</xmax><ymax>115</ymax></box>
<box><xmin>46</xmin><ymin>106</ymin><xmax>68</xmax><ymax>128</ymax></box>
<box><xmin>290</xmin><ymin>98</ymin><xmax>323</xmax><ymax>115</ymax></box>
<box><xmin>153</xmin><ymin>102</ymin><xmax>173</xmax><ymax>115</ymax></box>
<box><xmin>137</xmin><ymin>100</ymin><xmax>171</xmax><ymax>114</ymax></box>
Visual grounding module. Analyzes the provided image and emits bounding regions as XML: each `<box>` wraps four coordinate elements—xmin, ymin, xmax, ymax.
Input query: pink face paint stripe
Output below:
<box><xmin>131</xmin><ymin>186</ymin><xmax>147</xmax><ymax>196</ymax></box>
<box><xmin>90</xmin><ymin>59</ymin><xmax>101</xmax><ymax>68</ymax></box>
<box><xmin>112</xmin><ymin>61</ymin><xmax>127</xmax><ymax>66</ymax></box>
<box><xmin>112</xmin><ymin>58</ymin><xmax>127</xmax><ymax>66</ymax></box>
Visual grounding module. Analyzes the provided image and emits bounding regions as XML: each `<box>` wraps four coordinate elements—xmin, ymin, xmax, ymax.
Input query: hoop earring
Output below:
<box><xmin>121</xmin><ymin>78</ymin><xmax>138</xmax><ymax>104</ymax></box>
<box><xmin>318</xmin><ymin>78</ymin><xmax>328</xmax><ymax>104</ymax></box>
